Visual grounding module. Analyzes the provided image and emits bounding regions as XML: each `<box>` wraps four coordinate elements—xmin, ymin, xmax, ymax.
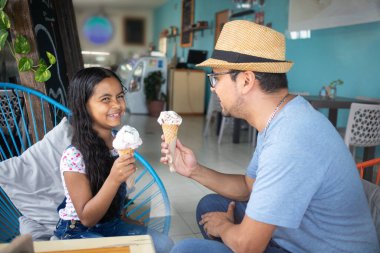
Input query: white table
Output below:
<box><xmin>0</xmin><ymin>235</ymin><xmax>155</xmax><ymax>253</ymax></box>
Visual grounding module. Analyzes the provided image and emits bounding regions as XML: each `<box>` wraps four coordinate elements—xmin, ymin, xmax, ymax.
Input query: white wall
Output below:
<box><xmin>74</xmin><ymin>7</ymin><xmax>154</xmax><ymax>66</ymax></box>
<box><xmin>289</xmin><ymin>0</ymin><xmax>380</xmax><ymax>31</ymax></box>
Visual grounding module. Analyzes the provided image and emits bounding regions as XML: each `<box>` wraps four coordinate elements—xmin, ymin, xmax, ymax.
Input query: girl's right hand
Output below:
<box><xmin>109</xmin><ymin>155</ymin><xmax>136</xmax><ymax>184</ymax></box>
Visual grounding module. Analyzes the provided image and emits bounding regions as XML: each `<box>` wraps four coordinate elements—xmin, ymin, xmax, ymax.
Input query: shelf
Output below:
<box><xmin>183</xmin><ymin>25</ymin><xmax>209</xmax><ymax>33</ymax></box>
<box><xmin>165</xmin><ymin>34</ymin><xmax>179</xmax><ymax>38</ymax></box>
<box><xmin>230</xmin><ymin>9</ymin><xmax>255</xmax><ymax>18</ymax></box>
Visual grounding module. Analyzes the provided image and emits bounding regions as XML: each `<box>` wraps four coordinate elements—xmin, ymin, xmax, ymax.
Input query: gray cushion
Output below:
<box><xmin>361</xmin><ymin>179</ymin><xmax>380</xmax><ymax>242</ymax></box>
<box><xmin>19</xmin><ymin>216</ymin><xmax>55</xmax><ymax>241</ymax></box>
<box><xmin>0</xmin><ymin>117</ymin><xmax>72</xmax><ymax>239</ymax></box>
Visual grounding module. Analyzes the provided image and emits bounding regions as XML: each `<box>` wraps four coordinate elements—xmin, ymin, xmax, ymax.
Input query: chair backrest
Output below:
<box><xmin>0</xmin><ymin>83</ymin><xmax>170</xmax><ymax>242</ymax></box>
<box><xmin>356</xmin><ymin>158</ymin><xmax>380</xmax><ymax>242</ymax></box>
<box><xmin>344</xmin><ymin>103</ymin><xmax>380</xmax><ymax>148</ymax></box>
<box><xmin>356</xmin><ymin>158</ymin><xmax>380</xmax><ymax>185</ymax></box>
<box><xmin>127</xmin><ymin>152</ymin><xmax>171</xmax><ymax>235</ymax></box>
<box><xmin>0</xmin><ymin>83</ymin><xmax>70</xmax><ymax>160</ymax></box>
<box><xmin>207</xmin><ymin>92</ymin><xmax>222</xmax><ymax>115</ymax></box>
<box><xmin>356</xmin><ymin>96</ymin><xmax>380</xmax><ymax>103</ymax></box>
<box><xmin>203</xmin><ymin>92</ymin><xmax>222</xmax><ymax>136</ymax></box>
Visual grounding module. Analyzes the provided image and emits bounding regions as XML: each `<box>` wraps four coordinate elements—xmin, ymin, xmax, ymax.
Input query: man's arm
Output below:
<box><xmin>202</xmin><ymin>208</ymin><xmax>275</xmax><ymax>253</ymax></box>
<box><xmin>161</xmin><ymin>138</ymin><xmax>255</xmax><ymax>201</ymax></box>
<box><xmin>222</xmin><ymin>215</ymin><xmax>275</xmax><ymax>253</ymax></box>
<box><xmin>190</xmin><ymin>165</ymin><xmax>254</xmax><ymax>201</ymax></box>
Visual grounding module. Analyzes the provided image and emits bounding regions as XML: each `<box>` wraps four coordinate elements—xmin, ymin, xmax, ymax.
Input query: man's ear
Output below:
<box><xmin>240</xmin><ymin>71</ymin><xmax>256</xmax><ymax>95</ymax></box>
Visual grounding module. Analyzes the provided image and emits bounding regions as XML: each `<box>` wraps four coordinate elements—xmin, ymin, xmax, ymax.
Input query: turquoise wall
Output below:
<box><xmin>154</xmin><ymin>0</ymin><xmax>380</xmax><ymax>113</ymax></box>
<box><xmin>154</xmin><ymin>0</ymin><xmax>380</xmax><ymax>157</ymax></box>
<box><xmin>154</xmin><ymin>0</ymin><xmax>232</xmax><ymax>64</ymax></box>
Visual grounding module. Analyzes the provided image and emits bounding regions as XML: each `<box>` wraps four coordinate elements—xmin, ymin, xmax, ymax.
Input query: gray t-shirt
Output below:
<box><xmin>246</xmin><ymin>96</ymin><xmax>379</xmax><ymax>252</ymax></box>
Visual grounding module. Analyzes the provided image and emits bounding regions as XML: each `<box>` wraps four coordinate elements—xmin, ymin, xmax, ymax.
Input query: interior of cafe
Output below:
<box><xmin>0</xmin><ymin>0</ymin><xmax>380</xmax><ymax>251</ymax></box>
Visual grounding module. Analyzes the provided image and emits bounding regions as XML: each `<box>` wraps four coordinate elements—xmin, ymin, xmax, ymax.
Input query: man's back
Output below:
<box><xmin>246</xmin><ymin>96</ymin><xmax>379</xmax><ymax>252</ymax></box>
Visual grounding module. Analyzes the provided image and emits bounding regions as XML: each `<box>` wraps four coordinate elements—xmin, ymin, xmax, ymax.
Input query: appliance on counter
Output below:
<box><xmin>117</xmin><ymin>56</ymin><xmax>167</xmax><ymax>114</ymax></box>
<box><xmin>186</xmin><ymin>49</ymin><xmax>208</xmax><ymax>67</ymax></box>
<box><xmin>176</xmin><ymin>49</ymin><xmax>208</xmax><ymax>69</ymax></box>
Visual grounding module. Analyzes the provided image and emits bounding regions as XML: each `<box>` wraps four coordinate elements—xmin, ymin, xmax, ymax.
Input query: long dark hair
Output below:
<box><xmin>68</xmin><ymin>67</ymin><xmax>124</xmax><ymax>222</ymax></box>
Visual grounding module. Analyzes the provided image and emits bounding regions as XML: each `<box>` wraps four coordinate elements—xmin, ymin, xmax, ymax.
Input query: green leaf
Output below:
<box><xmin>35</xmin><ymin>66</ymin><xmax>51</xmax><ymax>82</ymax></box>
<box><xmin>0</xmin><ymin>0</ymin><xmax>7</xmax><ymax>10</ymax></box>
<box><xmin>0</xmin><ymin>28</ymin><xmax>7</xmax><ymax>50</ymax></box>
<box><xmin>0</xmin><ymin>10</ymin><xmax>10</xmax><ymax>29</ymax></box>
<box><xmin>46</xmin><ymin>51</ymin><xmax>56</xmax><ymax>65</ymax></box>
<box><xmin>39</xmin><ymin>58</ymin><xmax>47</xmax><ymax>68</ymax></box>
<box><xmin>18</xmin><ymin>57</ymin><xmax>33</xmax><ymax>71</ymax></box>
<box><xmin>14</xmin><ymin>35</ymin><xmax>30</xmax><ymax>54</ymax></box>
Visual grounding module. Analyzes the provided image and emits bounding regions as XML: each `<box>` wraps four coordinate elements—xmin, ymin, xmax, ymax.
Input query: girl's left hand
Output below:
<box><xmin>109</xmin><ymin>154</ymin><xmax>136</xmax><ymax>184</ymax></box>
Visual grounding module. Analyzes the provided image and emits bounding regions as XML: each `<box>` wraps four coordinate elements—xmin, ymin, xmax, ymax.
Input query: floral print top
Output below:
<box><xmin>58</xmin><ymin>146</ymin><xmax>119</xmax><ymax>220</ymax></box>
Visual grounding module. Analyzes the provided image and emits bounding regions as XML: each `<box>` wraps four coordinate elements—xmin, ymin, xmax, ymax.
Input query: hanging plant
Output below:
<box><xmin>0</xmin><ymin>0</ymin><xmax>56</xmax><ymax>82</ymax></box>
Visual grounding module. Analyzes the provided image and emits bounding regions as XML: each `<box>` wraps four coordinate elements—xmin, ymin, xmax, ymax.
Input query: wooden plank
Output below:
<box><xmin>5</xmin><ymin>0</ymin><xmax>52</xmax><ymax>141</ymax></box>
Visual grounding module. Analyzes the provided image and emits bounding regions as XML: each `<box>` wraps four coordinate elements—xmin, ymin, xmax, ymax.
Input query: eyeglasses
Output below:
<box><xmin>207</xmin><ymin>71</ymin><xmax>239</xmax><ymax>88</ymax></box>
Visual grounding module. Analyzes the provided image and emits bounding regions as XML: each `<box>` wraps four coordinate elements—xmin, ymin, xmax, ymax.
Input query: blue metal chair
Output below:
<box><xmin>0</xmin><ymin>82</ymin><xmax>170</xmax><ymax>242</ymax></box>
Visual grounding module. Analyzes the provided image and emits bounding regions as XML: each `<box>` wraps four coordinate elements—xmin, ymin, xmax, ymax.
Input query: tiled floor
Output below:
<box><xmin>122</xmin><ymin>114</ymin><xmax>255</xmax><ymax>242</ymax></box>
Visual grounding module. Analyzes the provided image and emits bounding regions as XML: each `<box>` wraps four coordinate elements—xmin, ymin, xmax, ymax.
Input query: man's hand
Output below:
<box><xmin>160</xmin><ymin>135</ymin><xmax>199</xmax><ymax>177</ymax></box>
<box><xmin>199</xmin><ymin>201</ymin><xmax>236</xmax><ymax>238</ymax></box>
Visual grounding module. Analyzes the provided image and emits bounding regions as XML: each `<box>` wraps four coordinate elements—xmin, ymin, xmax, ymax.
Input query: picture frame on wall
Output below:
<box><xmin>215</xmin><ymin>9</ymin><xmax>229</xmax><ymax>46</ymax></box>
<box><xmin>124</xmin><ymin>17</ymin><xmax>145</xmax><ymax>45</ymax></box>
<box><xmin>180</xmin><ymin>0</ymin><xmax>194</xmax><ymax>47</ymax></box>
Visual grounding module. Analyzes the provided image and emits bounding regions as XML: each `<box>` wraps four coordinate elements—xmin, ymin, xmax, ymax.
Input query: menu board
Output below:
<box><xmin>29</xmin><ymin>0</ymin><xmax>69</xmax><ymax>107</ymax></box>
<box><xmin>180</xmin><ymin>0</ymin><xmax>194</xmax><ymax>47</ymax></box>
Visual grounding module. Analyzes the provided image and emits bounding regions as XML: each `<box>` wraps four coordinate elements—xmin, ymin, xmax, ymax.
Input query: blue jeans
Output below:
<box><xmin>54</xmin><ymin>218</ymin><xmax>173</xmax><ymax>253</ymax></box>
<box><xmin>170</xmin><ymin>194</ymin><xmax>290</xmax><ymax>253</ymax></box>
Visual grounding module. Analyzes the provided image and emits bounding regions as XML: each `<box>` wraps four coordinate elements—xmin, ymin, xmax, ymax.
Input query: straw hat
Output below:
<box><xmin>197</xmin><ymin>20</ymin><xmax>293</xmax><ymax>73</ymax></box>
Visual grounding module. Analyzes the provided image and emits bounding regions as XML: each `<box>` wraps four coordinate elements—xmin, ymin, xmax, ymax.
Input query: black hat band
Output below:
<box><xmin>212</xmin><ymin>50</ymin><xmax>286</xmax><ymax>63</ymax></box>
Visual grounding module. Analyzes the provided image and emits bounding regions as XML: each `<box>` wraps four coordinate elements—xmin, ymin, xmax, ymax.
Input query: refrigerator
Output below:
<box><xmin>117</xmin><ymin>56</ymin><xmax>167</xmax><ymax>114</ymax></box>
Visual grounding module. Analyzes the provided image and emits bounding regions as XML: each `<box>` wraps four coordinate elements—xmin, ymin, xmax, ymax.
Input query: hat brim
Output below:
<box><xmin>196</xmin><ymin>58</ymin><xmax>293</xmax><ymax>73</ymax></box>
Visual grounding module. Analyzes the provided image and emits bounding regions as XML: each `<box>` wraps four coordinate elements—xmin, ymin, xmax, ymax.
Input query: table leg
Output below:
<box><xmin>363</xmin><ymin>147</ymin><xmax>375</xmax><ymax>182</ymax></box>
<box><xmin>233</xmin><ymin>118</ymin><xmax>241</xmax><ymax>143</ymax></box>
<box><xmin>328</xmin><ymin>108</ymin><xmax>338</xmax><ymax>126</ymax></box>
<box><xmin>216</xmin><ymin>112</ymin><xmax>222</xmax><ymax>136</ymax></box>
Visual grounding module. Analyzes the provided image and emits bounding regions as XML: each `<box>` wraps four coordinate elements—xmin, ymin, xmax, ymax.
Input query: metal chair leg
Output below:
<box><xmin>218</xmin><ymin>116</ymin><xmax>227</xmax><ymax>144</ymax></box>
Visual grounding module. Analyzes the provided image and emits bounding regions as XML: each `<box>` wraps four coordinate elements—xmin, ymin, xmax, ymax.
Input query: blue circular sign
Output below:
<box><xmin>83</xmin><ymin>16</ymin><xmax>113</xmax><ymax>45</ymax></box>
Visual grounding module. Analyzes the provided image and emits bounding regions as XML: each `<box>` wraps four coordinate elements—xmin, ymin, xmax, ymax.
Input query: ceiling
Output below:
<box><xmin>72</xmin><ymin>0</ymin><xmax>168</xmax><ymax>9</ymax></box>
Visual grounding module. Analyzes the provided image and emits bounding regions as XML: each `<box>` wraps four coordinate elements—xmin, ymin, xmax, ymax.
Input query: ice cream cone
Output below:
<box><xmin>117</xmin><ymin>148</ymin><xmax>136</xmax><ymax>192</ymax></box>
<box><xmin>117</xmin><ymin>148</ymin><xmax>134</xmax><ymax>157</ymax></box>
<box><xmin>113</xmin><ymin>125</ymin><xmax>142</xmax><ymax>194</ymax></box>
<box><xmin>162</xmin><ymin>124</ymin><xmax>178</xmax><ymax>143</ymax></box>
<box><xmin>162</xmin><ymin>124</ymin><xmax>179</xmax><ymax>172</ymax></box>
<box><xmin>157</xmin><ymin>111</ymin><xmax>182</xmax><ymax>173</ymax></box>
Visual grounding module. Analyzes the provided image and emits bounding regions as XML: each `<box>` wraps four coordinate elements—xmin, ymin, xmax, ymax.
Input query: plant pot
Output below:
<box><xmin>147</xmin><ymin>100</ymin><xmax>165</xmax><ymax>117</ymax></box>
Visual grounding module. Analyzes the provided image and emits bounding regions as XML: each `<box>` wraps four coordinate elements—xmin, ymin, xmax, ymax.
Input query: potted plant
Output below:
<box><xmin>144</xmin><ymin>70</ymin><xmax>167</xmax><ymax>117</ymax></box>
<box><xmin>326</xmin><ymin>79</ymin><xmax>344</xmax><ymax>98</ymax></box>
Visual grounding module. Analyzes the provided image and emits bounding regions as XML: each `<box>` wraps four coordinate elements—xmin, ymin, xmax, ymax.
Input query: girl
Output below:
<box><xmin>54</xmin><ymin>67</ymin><xmax>173</xmax><ymax>253</ymax></box>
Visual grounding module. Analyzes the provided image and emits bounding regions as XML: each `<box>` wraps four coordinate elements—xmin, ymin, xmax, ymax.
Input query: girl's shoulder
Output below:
<box><xmin>61</xmin><ymin>145</ymin><xmax>85</xmax><ymax>173</ymax></box>
<box><xmin>62</xmin><ymin>145</ymin><xmax>83</xmax><ymax>162</ymax></box>
<box><xmin>63</xmin><ymin>145</ymin><xmax>81</xmax><ymax>155</ymax></box>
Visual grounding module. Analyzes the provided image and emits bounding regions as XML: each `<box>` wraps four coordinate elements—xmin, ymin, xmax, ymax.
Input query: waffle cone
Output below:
<box><xmin>162</xmin><ymin>124</ymin><xmax>179</xmax><ymax>173</ymax></box>
<box><xmin>162</xmin><ymin>124</ymin><xmax>179</xmax><ymax>144</ymax></box>
<box><xmin>117</xmin><ymin>148</ymin><xmax>134</xmax><ymax>157</ymax></box>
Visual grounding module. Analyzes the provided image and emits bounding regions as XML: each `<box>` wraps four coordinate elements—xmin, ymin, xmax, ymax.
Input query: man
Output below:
<box><xmin>160</xmin><ymin>20</ymin><xmax>379</xmax><ymax>253</ymax></box>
